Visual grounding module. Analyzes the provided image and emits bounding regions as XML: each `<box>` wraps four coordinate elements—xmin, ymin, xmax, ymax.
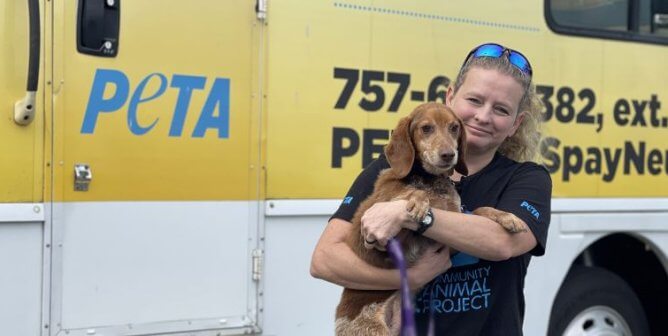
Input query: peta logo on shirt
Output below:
<box><xmin>520</xmin><ymin>201</ymin><xmax>540</xmax><ymax>219</ymax></box>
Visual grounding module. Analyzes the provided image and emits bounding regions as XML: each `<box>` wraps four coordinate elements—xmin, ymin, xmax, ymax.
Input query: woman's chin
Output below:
<box><xmin>466</xmin><ymin>140</ymin><xmax>499</xmax><ymax>156</ymax></box>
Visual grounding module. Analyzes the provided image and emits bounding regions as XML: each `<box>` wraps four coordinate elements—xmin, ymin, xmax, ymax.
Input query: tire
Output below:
<box><xmin>548</xmin><ymin>266</ymin><xmax>650</xmax><ymax>336</ymax></box>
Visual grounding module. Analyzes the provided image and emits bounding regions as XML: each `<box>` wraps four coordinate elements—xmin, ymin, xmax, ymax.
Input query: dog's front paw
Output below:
<box><xmin>405</xmin><ymin>190</ymin><xmax>430</xmax><ymax>223</ymax></box>
<box><xmin>473</xmin><ymin>207</ymin><xmax>528</xmax><ymax>233</ymax></box>
<box><xmin>495</xmin><ymin>212</ymin><xmax>527</xmax><ymax>233</ymax></box>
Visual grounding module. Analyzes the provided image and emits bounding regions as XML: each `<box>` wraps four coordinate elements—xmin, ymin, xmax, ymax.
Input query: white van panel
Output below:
<box><xmin>51</xmin><ymin>201</ymin><xmax>258</xmax><ymax>335</ymax></box>
<box><xmin>263</xmin><ymin>215</ymin><xmax>339</xmax><ymax>336</ymax></box>
<box><xmin>0</xmin><ymin>221</ymin><xmax>43</xmax><ymax>336</ymax></box>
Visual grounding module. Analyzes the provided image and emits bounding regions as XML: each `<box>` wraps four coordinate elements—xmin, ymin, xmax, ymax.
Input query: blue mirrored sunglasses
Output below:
<box><xmin>463</xmin><ymin>43</ymin><xmax>533</xmax><ymax>76</ymax></box>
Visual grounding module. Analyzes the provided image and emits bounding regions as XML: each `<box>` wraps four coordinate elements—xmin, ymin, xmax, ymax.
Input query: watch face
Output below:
<box><xmin>423</xmin><ymin>214</ymin><xmax>433</xmax><ymax>225</ymax></box>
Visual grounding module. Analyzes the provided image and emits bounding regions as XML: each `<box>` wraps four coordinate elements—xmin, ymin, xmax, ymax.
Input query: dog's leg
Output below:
<box><xmin>336</xmin><ymin>302</ymin><xmax>391</xmax><ymax>336</ymax></box>
<box><xmin>401</xmin><ymin>189</ymin><xmax>430</xmax><ymax>223</ymax></box>
<box><xmin>473</xmin><ymin>207</ymin><xmax>528</xmax><ymax>233</ymax></box>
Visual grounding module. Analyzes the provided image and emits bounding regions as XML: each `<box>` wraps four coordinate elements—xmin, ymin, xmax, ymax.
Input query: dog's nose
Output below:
<box><xmin>440</xmin><ymin>152</ymin><xmax>455</xmax><ymax>162</ymax></box>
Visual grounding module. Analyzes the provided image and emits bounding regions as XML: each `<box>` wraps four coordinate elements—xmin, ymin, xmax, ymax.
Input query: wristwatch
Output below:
<box><xmin>416</xmin><ymin>208</ymin><xmax>434</xmax><ymax>235</ymax></box>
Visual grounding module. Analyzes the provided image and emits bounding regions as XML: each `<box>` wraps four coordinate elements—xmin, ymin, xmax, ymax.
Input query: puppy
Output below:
<box><xmin>334</xmin><ymin>102</ymin><xmax>526</xmax><ymax>336</ymax></box>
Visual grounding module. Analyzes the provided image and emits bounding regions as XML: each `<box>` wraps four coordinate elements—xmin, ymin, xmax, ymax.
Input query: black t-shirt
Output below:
<box><xmin>331</xmin><ymin>152</ymin><xmax>552</xmax><ymax>336</ymax></box>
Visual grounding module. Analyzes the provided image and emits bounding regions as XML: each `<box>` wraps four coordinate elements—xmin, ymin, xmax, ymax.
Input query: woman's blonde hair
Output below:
<box><xmin>450</xmin><ymin>54</ymin><xmax>544</xmax><ymax>163</ymax></box>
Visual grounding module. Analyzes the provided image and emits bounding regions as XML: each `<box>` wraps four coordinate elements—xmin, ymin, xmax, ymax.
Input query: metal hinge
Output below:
<box><xmin>256</xmin><ymin>0</ymin><xmax>267</xmax><ymax>20</ymax></box>
<box><xmin>252</xmin><ymin>249</ymin><xmax>264</xmax><ymax>281</ymax></box>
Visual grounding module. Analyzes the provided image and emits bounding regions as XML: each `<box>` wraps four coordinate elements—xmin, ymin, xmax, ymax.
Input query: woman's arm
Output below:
<box><xmin>361</xmin><ymin>200</ymin><xmax>534</xmax><ymax>261</ymax></box>
<box><xmin>310</xmin><ymin>218</ymin><xmax>451</xmax><ymax>290</ymax></box>
<box><xmin>361</xmin><ymin>165</ymin><xmax>551</xmax><ymax>260</ymax></box>
<box><xmin>419</xmin><ymin>210</ymin><xmax>537</xmax><ymax>260</ymax></box>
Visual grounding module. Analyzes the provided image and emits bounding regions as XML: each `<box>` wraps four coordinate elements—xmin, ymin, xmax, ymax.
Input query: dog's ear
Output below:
<box><xmin>454</xmin><ymin>117</ymin><xmax>468</xmax><ymax>176</ymax></box>
<box><xmin>385</xmin><ymin>116</ymin><xmax>414</xmax><ymax>178</ymax></box>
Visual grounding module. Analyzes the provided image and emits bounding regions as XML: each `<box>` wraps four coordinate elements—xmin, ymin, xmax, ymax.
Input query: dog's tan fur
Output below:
<box><xmin>334</xmin><ymin>103</ymin><xmax>527</xmax><ymax>336</ymax></box>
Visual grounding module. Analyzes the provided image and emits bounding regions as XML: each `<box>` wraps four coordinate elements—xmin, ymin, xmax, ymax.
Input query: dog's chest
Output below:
<box><xmin>405</xmin><ymin>175</ymin><xmax>457</xmax><ymax>201</ymax></box>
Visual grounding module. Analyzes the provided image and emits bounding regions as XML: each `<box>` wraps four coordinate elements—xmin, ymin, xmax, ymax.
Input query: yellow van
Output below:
<box><xmin>1</xmin><ymin>1</ymin><xmax>666</xmax><ymax>335</ymax></box>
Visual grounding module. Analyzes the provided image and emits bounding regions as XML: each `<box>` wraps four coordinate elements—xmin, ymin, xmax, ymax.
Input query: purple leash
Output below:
<box><xmin>387</xmin><ymin>238</ymin><xmax>417</xmax><ymax>336</ymax></box>
<box><xmin>387</xmin><ymin>238</ymin><xmax>436</xmax><ymax>336</ymax></box>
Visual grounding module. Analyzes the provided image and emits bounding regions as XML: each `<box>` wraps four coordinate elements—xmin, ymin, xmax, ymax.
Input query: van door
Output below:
<box><xmin>0</xmin><ymin>1</ymin><xmax>45</xmax><ymax>335</ymax></box>
<box><xmin>50</xmin><ymin>1</ymin><xmax>263</xmax><ymax>335</ymax></box>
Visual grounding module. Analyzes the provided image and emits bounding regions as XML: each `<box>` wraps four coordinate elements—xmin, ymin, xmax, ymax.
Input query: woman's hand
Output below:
<box><xmin>361</xmin><ymin>199</ymin><xmax>416</xmax><ymax>249</ymax></box>
<box><xmin>408</xmin><ymin>245</ymin><xmax>451</xmax><ymax>290</ymax></box>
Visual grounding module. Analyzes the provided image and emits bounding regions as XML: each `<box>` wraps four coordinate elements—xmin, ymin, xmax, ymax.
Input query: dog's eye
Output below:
<box><xmin>449</xmin><ymin>123</ymin><xmax>460</xmax><ymax>133</ymax></box>
<box><xmin>421</xmin><ymin>125</ymin><xmax>433</xmax><ymax>134</ymax></box>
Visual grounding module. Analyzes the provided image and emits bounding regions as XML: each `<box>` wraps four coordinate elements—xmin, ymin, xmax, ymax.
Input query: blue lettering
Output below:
<box><xmin>452</xmin><ymin>282</ymin><xmax>469</xmax><ymax>297</ymax></box>
<box><xmin>461</xmin><ymin>297</ymin><xmax>471</xmax><ymax>311</ymax></box>
<box><xmin>470</xmin><ymin>294</ymin><xmax>483</xmax><ymax>310</ymax></box>
<box><xmin>520</xmin><ymin>201</ymin><xmax>540</xmax><ymax>219</ymax></box>
<box><xmin>432</xmin><ymin>282</ymin><xmax>448</xmax><ymax>298</ymax></box>
<box><xmin>169</xmin><ymin>75</ymin><xmax>207</xmax><ymax>137</ymax></box>
<box><xmin>425</xmin><ymin>294</ymin><xmax>491</xmax><ymax>314</ymax></box>
<box><xmin>470</xmin><ymin>279</ymin><xmax>483</xmax><ymax>295</ymax></box>
<box><xmin>81</xmin><ymin>69</ymin><xmax>129</xmax><ymax>133</ymax></box>
<box><xmin>444</xmin><ymin>298</ymin><xmax>456</xmax><ymax>313</ymax></box>
<box><xmin>127</xmin><ymin>73</ymin><xmax>167</xmax><ymax>135</ymax></box>
<box><xmin>431</xmin><ymin>298</ymin><xmax>444</xmax><ymax>313</ymax></box>
<box><xmin>81</xmin><ymin>69</ymin><xmax>231</xmax><ymax>139</ymax></box>
<box><xmin>192</xmin><ymin>78</ymin><xmax>231</xmax><ymax>138</ymax></box>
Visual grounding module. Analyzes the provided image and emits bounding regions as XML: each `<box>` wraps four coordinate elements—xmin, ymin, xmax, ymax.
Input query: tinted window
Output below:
<box><xmin>551</xmin><ymin>0</ymin><xmax>628</xmax><ymax>31</ymax></box>
<box><xmin>547</xmin><ymin>0</ymin><xmax>668</xmax><ymax>44</ymax></box>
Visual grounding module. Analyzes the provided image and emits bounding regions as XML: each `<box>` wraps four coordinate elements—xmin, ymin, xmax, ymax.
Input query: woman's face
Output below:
<box><xmin>446</xmin><ymin>67</ymin><xmax>525</xmax><ymax>157</ymax></box>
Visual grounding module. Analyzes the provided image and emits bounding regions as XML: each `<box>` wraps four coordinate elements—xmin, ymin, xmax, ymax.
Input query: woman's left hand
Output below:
<box><xmin>361</xmin><ymin>199</ymin><xmax>415</xmax><ymax>249</ymax></box>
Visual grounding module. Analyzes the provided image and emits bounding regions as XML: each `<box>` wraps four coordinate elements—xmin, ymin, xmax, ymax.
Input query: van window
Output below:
<box><xmin>647</xmin><ymin>0</ymin><xmax>668</xmax><ymax>37</ymax></box>
<box><xmin>551</xmin><ymin>0</ymin><xmax>628</xmax><ymax>31</ymax></box>
<box><xmin>546</xmin><ymin>0</ymin><xmax>668</xmax><ymax>44</ymax></box>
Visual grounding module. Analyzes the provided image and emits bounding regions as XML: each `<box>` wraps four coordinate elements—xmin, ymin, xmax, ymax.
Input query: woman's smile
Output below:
<box><xmin>464</xmin><ymin>123</ymin><xmax>492</xmax><ymax>136</ymax></box>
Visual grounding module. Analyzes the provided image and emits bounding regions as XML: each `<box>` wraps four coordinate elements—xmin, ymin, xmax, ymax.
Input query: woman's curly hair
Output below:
<box><xmin>450</xmin><ymin>54</ymin><xmax>544</xmax><ymax>163</ymax></box>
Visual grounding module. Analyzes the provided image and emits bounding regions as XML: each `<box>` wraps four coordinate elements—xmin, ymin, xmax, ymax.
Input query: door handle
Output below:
<box><xmin>655</xmin><ymin>13</ymin><xmax>668</xmax><ymax>28</ymax></box>
<box><xmin>77</xmin><ymin>0</ymin><xmax>120</xmax><ymax>57</ymax></box>
<box><xmin>14</xmin><ymin>0</ymin><xmax>40</xmax><ymax>126</ymax></box>
<box><xmin>74</xmin><ymin>164</ymin><xmax>93</xmax><ymax>191</ymax></box>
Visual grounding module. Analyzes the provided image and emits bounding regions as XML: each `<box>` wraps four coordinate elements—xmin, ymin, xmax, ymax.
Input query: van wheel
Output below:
<box><xmin>548</xmin><ymin>266</ymin><xmax>650</xmax><ymax>336</ymax></box>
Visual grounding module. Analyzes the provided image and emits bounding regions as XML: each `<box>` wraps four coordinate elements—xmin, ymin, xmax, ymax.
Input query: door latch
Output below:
<box><xmin>77</xmin><ymin>0</ymin><xmax>120</xmax><ymax>57</ymax></box>
<box><xmin>74</xmin><ymin>164</ymin><xmax>93</xmax><ymax>191</ymax></box>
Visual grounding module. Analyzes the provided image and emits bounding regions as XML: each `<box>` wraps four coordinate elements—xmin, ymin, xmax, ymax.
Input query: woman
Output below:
<box><xmin>311</xmin><ymin>43</ymin><xmax>552</xmax><ymax>335</ymax></box>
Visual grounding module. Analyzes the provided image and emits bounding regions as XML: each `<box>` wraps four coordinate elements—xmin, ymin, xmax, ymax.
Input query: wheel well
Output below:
<box><xmin>569</xmin><ymin>233</ymin><xmax>668</xmax><ymax>336</ymax></box>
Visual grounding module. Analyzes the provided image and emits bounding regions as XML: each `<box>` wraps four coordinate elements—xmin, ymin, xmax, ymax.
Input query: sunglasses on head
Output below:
<box><xmin>463</xmin><ymin>43</ymin><xmax>533</xmax><ymax>77</ymax></box>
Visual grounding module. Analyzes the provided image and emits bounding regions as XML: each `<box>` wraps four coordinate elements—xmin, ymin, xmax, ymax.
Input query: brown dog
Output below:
<box><xmin>334</xmin><ymin>102</ymin><xmax>526</xmax><ymax>336</ymax></box>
